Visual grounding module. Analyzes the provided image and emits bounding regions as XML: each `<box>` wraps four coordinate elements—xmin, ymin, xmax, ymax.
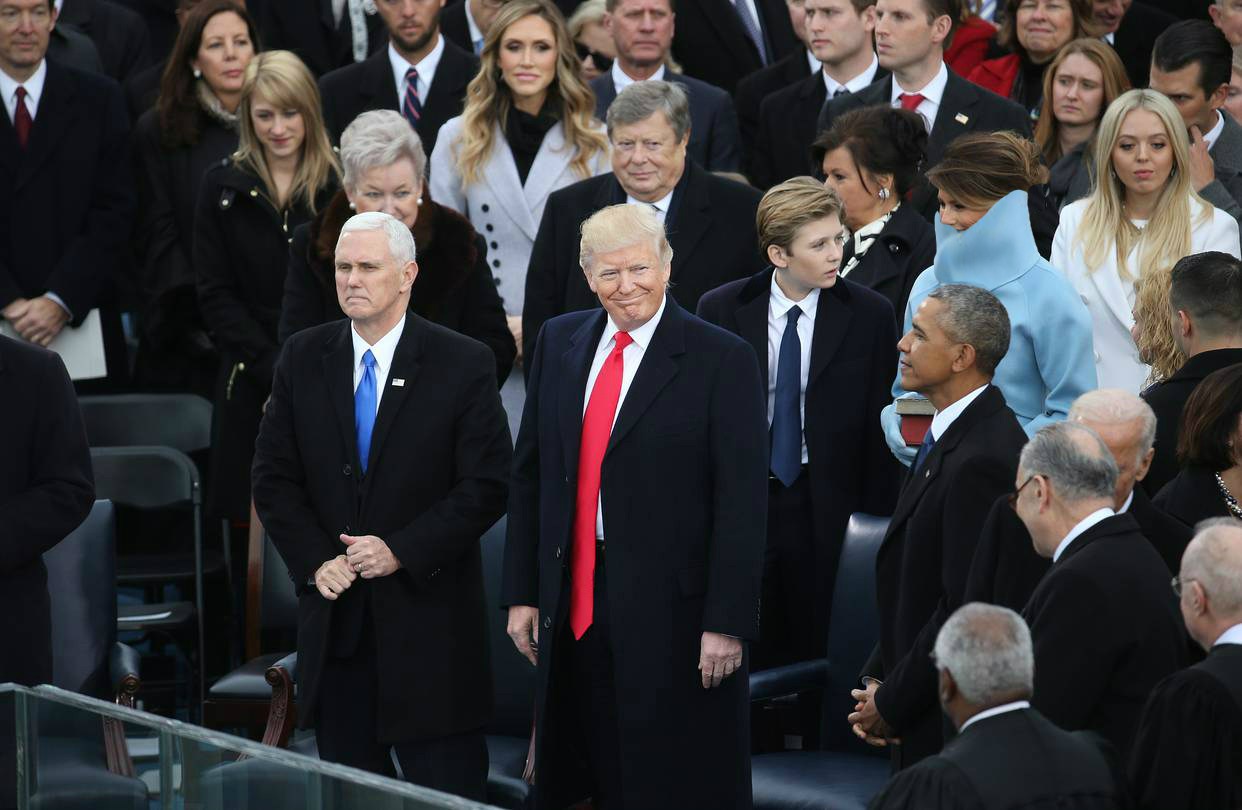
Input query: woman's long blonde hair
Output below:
<box><xmin>234</xmin><ymin>50</ymin><xmax>340</xmax><ymax>213</ymax></box>
<box><xmin>453</xmin><ymin>0</ymin><xmax>608</xmax><ymax>187</ymax></box>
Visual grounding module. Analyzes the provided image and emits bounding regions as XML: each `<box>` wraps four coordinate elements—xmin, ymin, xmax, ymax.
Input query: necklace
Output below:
<box><xmin>1215</xmin><ymin>472</ymin><xmax>1242</xmax><ymax>519</ymax></box>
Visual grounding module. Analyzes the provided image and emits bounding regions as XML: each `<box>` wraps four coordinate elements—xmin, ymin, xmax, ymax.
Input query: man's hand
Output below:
<box><xmin>848</xmin><ymin>680</ymin><xmax>898</xmax><ymax>746</ymax></box>
<box><xmin>698</xmin><ymin>632</ymin><xmax>743</xmax><ymax>689</ymax></box>
<box><xmin>314</xmin><ymin>554</ymin><xmax>356</xmax><ymax>600</ymax></box>
<box><xmin>1189</xmin><ymin>124</ymin><xmax>1216</xmax><ymax>192</ymax></box>
<box><xmin>341</xmin><ymin>534</ymin><xmax>402</xmax><ymax>578</ymax></box>
<box><xmin>506</xmin><ymin>314</ymin><xmax>523</xmax><ymax>367</ymax></box>
<box><xmin>6</xmin><ymin>296</ymin><xmax>69</xmax><ymax>347</ymax></box>
<box><xmin>507</xmin><ymin>605</ymin><xmax>540</xmax><ymax>666</ymax></box>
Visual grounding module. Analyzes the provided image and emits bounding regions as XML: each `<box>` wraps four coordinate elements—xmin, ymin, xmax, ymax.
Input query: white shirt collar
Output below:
<box><xmin>388</xmin><ymin>35</ymin><xmax>444</xmax><ymax>100</ymax></box>
<box><xmin>890</xmin><ymin>60</ymin><xmax>949</xmax><ymax>106</ymax></box>
<box><xmin>1204</xmin><ymin>109</ymin><xmax>1226</xmax><ymax>152</ymax></box>
<box><xmin>351</xmin><ymin>314</ymin><xmax>406</xmax><ymax>389</ymax></box>
<box><xmin>0</xmin><ymin>59</ymin><xmax>47</xmax><ymax>121</ymax></box>
<box><xmin>805</xmin><ymin>48</ymin><xmax>819</xmax><ymax>74</ymax></box>
<box><xmin>601</xmin><ymin>292</ymin><xmax>666</xmax><ymax>352</ymax></box>
<box><xmin>464</xmin><ymin>0</ymin><xmax>484</xmax><ymax>52</ymax></box>
<box><xmin>625</xmin><ymin>188</ymin><xmax>674</xmax><ymax>216</ymax></box>
<box><xmin>612</xmin><ymin>60</ymin><xmax>665</xmax><ymax>93</ymax></box>
<box><xmin>929</xmin><ymin>383</ymin><xmax>988</xmax><ymax>441</ymax></box>
<box><xmin>823</xmin><ymin>53</ymin><xmax>879</xmax><ymax>96</ymax></box>
<box><xmin>1214</xmin><ymin>623</ymin><xmax>1242</xmax><ymax>648</ymax></box>
<box><xmin>1118</xmin><ymin>489</ymin><xmax>1134</xmax><ymax>514</ymax></box>
<box><xmin>769</xmin><ymin>273</ymin><xmax>821</xmax><ymax>321</ymax></box>
<box><xmin>1102</xmin><ymin>31</ymin><xmax>1115</xmax><ymax>45</ymax></box>
<box><xmin>959</xmin><ymin>700</ymin><xmax>1031</xmax><ymax>733</ymax></box>
<box><xmin>1053</xmin><ymin>507</ymin><xmax>1115</xmax><ymax>563</ymax></box>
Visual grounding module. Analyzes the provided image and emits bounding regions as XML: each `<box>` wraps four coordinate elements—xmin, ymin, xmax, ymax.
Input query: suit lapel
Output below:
<box><xmin>606</xmin><ymin>298</ymin><xmax>685</xmax><ymax>456</ymax></box>
<box><xmin>690</xmin><ymin>0</ymin><xmax>757</xmax><ymax>62</ymax></box>
<box><xmin>421</xmin><ymin>42</ymin><xmax>471</xmax><ymax>118</ymax></box>
<box><xmin>484</xmin><ymin>122</ymin><xmax>539</xmax><ymax>241</ymax></box>
<box><xmin>807</xmin><ymin>284</ymin><xmax>852</xmax><ymax>386</ymax></box>
<box><xmin>18</xmin><ymin>63</ymin><xmax>74</xmax><ymax>190</ymax></box>
<box><xmin>927</xmin><ymin>74</ymin><xmax>978</xmax><ymax>165</ymax></box>
<box><xmin>1086</xmin><ymin>255</ymin><xmax>1135</xmax><ymax>332</ymax></box>
<box><xmin>522</xmin><ymin>122</ymin><xmax>574</xmax><ymax>224</ymax></box>
<box><xmin>736</xmin><ymin>279</ymin><xmax>770</xmax><ymax>385</ymax></box>
<box><xmin>322</xmin><ymin>324</ymin><xmax>361</xmax><ymax>470</ymax></box>
<box><xmin>558</xmin><ymin>312</ymin><xmax>608</xmax><ymax>479</ymax></box>
<box><xmin>668</xmin><ymin>165</ymin><xmax>710</xmax><ymax>279</ymax></box>
<box><xmin>363</xmin><ymin>318</ymin><xmax>422</xmax><ymax>475</ymax></box>
<box><xmin>362</xmin><ymin>50</ymin><xmax>398</xmax><ymax>109</ymax></box>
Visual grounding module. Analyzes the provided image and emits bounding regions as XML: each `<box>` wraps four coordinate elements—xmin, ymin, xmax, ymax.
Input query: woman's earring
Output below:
<box><xmin>193</xmin><ymin>68</ymin><xmax>202</xmax><ymax>78</ymax></box>
<box><xmin>348</xmin><ymin>201</ymin><xmax>356</xmax><ymax>210</ymax></box>
<box><xmin>417</xmin><ymin>197</ymin><xmax>424</xmax><ymax>205</ymax></box>
<box><xmin>1110</xmin><ymin>167</ymin><xmax>1118</xmax><ymax>181</ymax></box>
<box><xmin>878</xmin><ymin>187</ymin><xmax>890</xmax><ymax>201</ymax></box>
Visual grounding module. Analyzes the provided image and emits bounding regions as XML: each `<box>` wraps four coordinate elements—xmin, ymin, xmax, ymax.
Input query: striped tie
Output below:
<box><xmin>402</xmin><ymin>67</ymin><xmax>422</xmax><ymax>126</ymax></box>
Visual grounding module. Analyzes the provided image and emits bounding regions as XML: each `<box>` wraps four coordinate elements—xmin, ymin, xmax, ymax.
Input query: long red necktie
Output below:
<box><xmin>14</xmin><ymin>87</ymin><xmax>32</xmax><ymax>149</ymax></box>
<box><xmin>570</xmin><ymin>331</ymin><xmax>633</xmax><ymax>639</ymax></box>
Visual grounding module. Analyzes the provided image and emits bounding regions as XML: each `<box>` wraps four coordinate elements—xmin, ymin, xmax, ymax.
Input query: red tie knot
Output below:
<box><xmin>899</xmin><ymin>92</ymin><xmax>926</xmax><ymax>112</ymax></box>
<box><xmin>613</xmin><ymin>331</ymin><xmax>633</xmax><ymax>352</ymax></box>
<box><xmin>15</xmin><ymin>86</ymin><xmax>26</xmax><ymax>101</ymax></box>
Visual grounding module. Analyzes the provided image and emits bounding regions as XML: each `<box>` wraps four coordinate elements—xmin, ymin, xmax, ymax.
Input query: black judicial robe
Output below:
<box><xmin>1128</xmin><ymin>643</ymin><xmax>1242</xmax><ymax>810</ymax></box>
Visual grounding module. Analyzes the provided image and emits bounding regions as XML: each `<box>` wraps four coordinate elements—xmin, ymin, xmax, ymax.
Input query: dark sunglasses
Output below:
<box><xmin>574</xmin><ymin>41</ymin><xmax>614</xmax><ymax>72</ymax></box>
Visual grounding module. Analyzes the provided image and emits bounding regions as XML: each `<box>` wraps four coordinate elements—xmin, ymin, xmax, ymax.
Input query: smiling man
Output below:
<box><xmin>504</xmin><ymin>203</ymin><xmax>768</xmax><ymax>810</ymax></box>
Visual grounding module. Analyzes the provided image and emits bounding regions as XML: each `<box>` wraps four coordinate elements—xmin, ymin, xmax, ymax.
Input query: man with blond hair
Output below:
<box><xmin>504</xmin><ymin>203</ymin><xmax>768</xmax><ymax>809</ymax></box>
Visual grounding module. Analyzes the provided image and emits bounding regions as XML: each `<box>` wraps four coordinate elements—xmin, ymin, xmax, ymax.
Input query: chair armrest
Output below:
<box><xmin>269</xmin><ymin>651</ymin><xmax>297</xmax><ymax>682</ymax></box>
<box><xmin>261</xmin><ymin>652</ymin><xmax>298</xmax><ymax>749</ymax></box>
<box><xmin>748</xmin><ymin>658</ymin><xmax>828</xmax><ymax>703</ymax></box>
<box><xmin>109</xmin><ymin>642</ymin><xmax>142</xmax><ymax>708</ymax></box>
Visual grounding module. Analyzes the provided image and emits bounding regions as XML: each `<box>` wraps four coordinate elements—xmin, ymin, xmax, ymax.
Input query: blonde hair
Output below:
<box><xmin>1033</xmin><ymin>38</ymin><xmax>1131</xmax><ymax>165</ymax></box>
<box><xmin>454</xmin><ymin>0</ymin><xmax>609</xmax><ymax>187</ymax></box>
<box><xmin>1233</xmin><ymin>43</ymin><xmax>1242</xmax><ymax>75</ymax></box>
<box><xmin>567</xmin><ymin>0</ymin><xmax>606</xmax><ymax>37</ymax></box>
<box><xmin>234</xmin><ymin>50</ymin><xmax>339</xmax><ymax>213</ymax></box>
<box><xmin>1075</xmin><ymin>90</ymin><xmax>1211</xmax><ymax>287</ymax></box>
<box><xmin>579</xmin><ymin>203</ymin><xmax>673</xmax><ymax>272</ymax></box>
<box><xmin>1133</xmin><ymin>266</ymin><xmax>1187</xmax><ymax>384</ymax></box>
<box><xmin>757</xmin><ymin>177</ymin><xmax>844</xmax><ymax>254</ymax></box>
<box><xmin>926</xmin><ymin>131</ymin><xmax>1048</xmax><ymax>210</ymax></box>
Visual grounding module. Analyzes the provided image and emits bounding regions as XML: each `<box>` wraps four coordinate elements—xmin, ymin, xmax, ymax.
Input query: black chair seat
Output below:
<box><xmin>207</xmin><ymin>653</ymin><xmax>287</xmax><ymax>701</ymax></box>
<box><xmin>751</xmin><ymin>750</ymin><xmax>890</xmax><ymax>810</ymax></box>
<box><xmin>117</xmin><ymin>601</ymin><xmax>195</xmax><ymax>632</ymax></box>
<box><xmin>485</xmin><ymin>734</ymin><xmax>530</xmax><ymax>809</ymax></box>
<box><xmin>116</xmin><ymin>550</ymin><xmax>225</xmax><ymax>584</ymax></box>
<box><xmin>26</xmin><ymin>738</ymin><xmax>148</xmax><ymax>810</ymax></box>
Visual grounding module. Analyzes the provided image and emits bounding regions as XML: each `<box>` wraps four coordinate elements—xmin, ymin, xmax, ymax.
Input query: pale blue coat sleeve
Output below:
<box><xmin>1019</xmin><ymin>265</ymin><xmax>1098</xmax><ymax>437</ymax></box>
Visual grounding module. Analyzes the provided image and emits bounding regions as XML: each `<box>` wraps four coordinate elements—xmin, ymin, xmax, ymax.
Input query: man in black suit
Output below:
<box><xmin>697</xmin><ymin>178</ymin><xmax>899</xmax><ymax>673</ymax></box>
<box><xmin>522</xmin><ymin>81</ymin><xmax>762</xmax><ymax>365</ymax></box>
<box><xmin>1015</xmin><ymin>422</ymin><xmax>1186</xmax><ymax>760</ymax></box>
<box><xmin>734</xmin><ymin>0</ymin><xmax>814</xmax><ymax>161</ymax></box>
<box><xmin>0</xmin><ymin>335</ymin><xmax>94</xmax><ymax>809</ymax></box>
<box><xmin>871</xmin><ymin>603</ymin><xmax>1127</xmax><ymax>809</ymax></box>
<box><xmin>1130</xmin><ymin>518</ymin><xmax>1242</xmax><ymax>810</ymax></box>
<box><xmin>318</xmin><ymin>0</ymin><xmax>478</xmax><ymax>154</ymax></box>
<box><xmin>441</xmin><ymin>0</ymin><xmax>505</xmax><ymax>55</ymax></box>
<box><xmin>590</xmin><ymin>0</ymin><xmax>741</xmax><ymax>171</ymax></box>
<box><xmin>848</xmin><ymin>284</ymin><xmax>1027</xmax><ymax>769</ymax></box>
<box><xmin>0</xmin><ymin>0</ymin><xmax>132</xmax><ymax>384</ymax></box>
<box><xmin>671</xmin><ymin>0</ymin><xmax>800</xmax><ymax>94</ymax></box>
<box><xmin>1094</xmin><ymin>0</ymin><xmax>1176</xmax><ymax>89</ymax></box>
<box><xmin>816</xmin><ymin>0</ymin><xmax>1031</xmax><ymax>222</ymax></box>
<box><xmin>257</xmin><ymin>0</ymin><xmax>384</xmax><ymax>77</ymax></box>
<box><xmin>505</xmin><ymin>203</ymin><xmax>767</xmax><ymax>810</ymax></box>
<box><xmin>752</xmin><ymin>0</ymin><xmax>883</xmax><ymax>188</ymax></box>
<box><xmin>1143</xmin><ymin>252</ymin><xmax>1242</xmax><ymax>495</ymax></box>
<box><xmin>251</xmin><ymin>211</ymin><xmax>512</xmax><ymax>798</ymax></box>
<box><xmin>57</xmin><ymin>0</ymin><xmax>151</xmax><ymax>82</ymax></box>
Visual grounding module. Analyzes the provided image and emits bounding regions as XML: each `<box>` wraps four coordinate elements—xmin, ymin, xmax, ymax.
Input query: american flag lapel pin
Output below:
<box><xmin>392</xmin><ymin>378</ymin><xmax>405</xmax><ymax>387</ymax></box>
<box><xmin>955</xmin><ymin>113</ymin><xmax>969</xmax><ymax>125</ymax></box>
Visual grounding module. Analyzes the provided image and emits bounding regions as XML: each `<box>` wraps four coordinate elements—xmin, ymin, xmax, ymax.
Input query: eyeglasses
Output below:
<box><xmin>1171</xmin><ymin>575</ymin><xmax>1197</xmax><ymax>597</ymax></box>
<box><xmin>1007</xmin><ymin>474</ymin><xmax>1036</xmax><ymax>511</ymax></box>
<box><xmin>575</xmin><ymin>41</ymin><xmax>614</xmax><ymax>72</ymax></box>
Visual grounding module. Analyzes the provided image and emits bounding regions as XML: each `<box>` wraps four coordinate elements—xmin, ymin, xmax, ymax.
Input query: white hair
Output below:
<box><xmin>1019</xmin><ymin>422</ymin><xmax>1118</xmax><ymax>504</ymax></box>
<box><xmin>578</xmin><ymin>203</ymin><xmax>673</xmax><ymax>273</ymax></box>
<box><xmin>1069</xmin><ymin>389</ymin><xmax>1158</xmax><ymax>464</ymax></box>
<box><xmin>340</xmin><ymin>109</ymin><xmax>427</xmax><ymax>192</ymax></box>
<box><xmin>1182</xmin><ymin>518</ymin><xmax>1242</xmax><ymax>616</ymax></box>
<box><xmin>933</xmin><ymin>603</ymin><xmax>1035</xmax><ymax>705</ymax></box>
<box><xmin>337</xmin><ymin>211</ymin><xmax>416</xmax><ymax>266</ymax></box>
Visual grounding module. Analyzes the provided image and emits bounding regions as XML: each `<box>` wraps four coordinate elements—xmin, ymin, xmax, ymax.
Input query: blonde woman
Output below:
<box><xmin>195</xmin><ymin>49</ymin><xmax>340</xmax><ymax>522</ymax></box>
<box><xmin>429</xmin><ymin>0</ymin><xmax>609</xmax><ymax>351</ymax></box>
<box><xmin>1052</xmin><ymin>89</ymin><xmax>1241</xmax><ymax>394</ymax></box>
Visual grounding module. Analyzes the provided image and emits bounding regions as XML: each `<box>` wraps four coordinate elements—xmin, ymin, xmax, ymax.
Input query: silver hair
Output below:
<box><xmin>605</xmin><ymin>80</ymin><xmax>692</xmax><ymax>144</ymax></box>
<box><xmin>567</xmin><ymin>0</ymin><xmax>606</xmax><ymax>37</ymax></box>
<box><xmin>579</xmin><ymin>203</ymin><xmax>673</xmax><ymax>273</ymax></box>
<box><xmin>340</xmin><ymin>110</ymin><xmax>427</xmax><ymax>193</ymax></box>
<box><xmin>925</xmin><ymin>284</ymin><xmax>1011</xmax><ymax>375</ymax></box>
<box><xmin>1182</xmin><ymin>518</ymin><xmax>1242</xmax><ymax>615</ymax></box>
<box><xmin>933</xmin><ymin>603</ymin><xmax>1034</xmax><ymax>705</ymax></box>
<box><xmin>1069</xmin><ymin>388</ymin><xmax>1158</xmax><ymax>465</ymax></box>
<box><xmin>1019</xmin><ymin>422</ymin><xmax>1118</xmax><ymax>504</ymax></box>
<box><xmin>337</xmin><ymin>211</ymin><xmax>417</xmax><ymax>265</ymax></box>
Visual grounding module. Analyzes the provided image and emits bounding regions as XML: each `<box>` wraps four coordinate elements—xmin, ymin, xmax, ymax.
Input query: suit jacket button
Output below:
<box><xmin>343</xmin><ymin>464</ymin><xmax>352</xmax><ymax>477</ymax></box>
<box><xmin>889</xmin><ymin>243</ymin><xmax>899</xmax><ymax>253</ymax></box>
<box><xmin>493</xmin><ymin>259</ymin><xmax>501</xmax><ymax>268</ymax></box>
<box><xmin>554</xmin><ymin>547</ymin><xmax>562</xmax><ymax>559</ymax></box>
<box><xmin>481</xmin><ymin>203</ymin><xmax>490</xmax><ymax>213</ymax></box>
<box><xmin>543</xmin><ymin>617</ymin><xmax>552</xmax><ymax>629</ymax></box>
<box><xmin>485</xmin><ymin>224</ymin><xmax>494</xmax><ymax>232</ymax></box>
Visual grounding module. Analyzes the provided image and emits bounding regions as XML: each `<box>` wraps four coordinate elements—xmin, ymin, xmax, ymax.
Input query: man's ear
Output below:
<box><xmin>767</xmin><ymin>243</ymin><xmax>789</xmax><ymax>269</ymax></box>
<box><xmin>951</xmin><ymin>342</ymin><xmax>977</xmax><ymax>373</ymax></box>
<box><xmin>938</xmin><ymin>668</ymin><xmax>956</xmax><ymax>706</ymax></box>
<box><xmin>1210</xmin><ymin>82</ymin><xmax>1231</xmax><ymax>113</ymax></box>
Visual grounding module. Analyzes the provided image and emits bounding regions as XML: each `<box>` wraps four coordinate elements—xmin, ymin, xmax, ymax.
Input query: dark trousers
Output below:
<box><xmin>754</xmin><ymin>472</ymin><xmax>819</xmax><ymax>669</ymax></box>
<box><xmin>316</xmin><ymin>621</ymin><xmax>489</xmax><ymax>801</ymax></box>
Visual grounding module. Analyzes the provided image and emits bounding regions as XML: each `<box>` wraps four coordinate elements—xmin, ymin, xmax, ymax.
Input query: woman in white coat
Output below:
<box><xmin>1053</xmin><ymin>89</ymin><xmax>1241</xmax><ymax>392</ymax></box>
<box><xmin>430</xmin><ymin>0</ymin><xmax>609</xmax><ymax>355</ymax></box>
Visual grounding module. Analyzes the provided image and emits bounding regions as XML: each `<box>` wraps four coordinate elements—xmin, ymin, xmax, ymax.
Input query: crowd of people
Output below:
<box><xmin>3</xmin><ymin>0</ymin><xmax>1242</xmax><ymax>807</ymax></box>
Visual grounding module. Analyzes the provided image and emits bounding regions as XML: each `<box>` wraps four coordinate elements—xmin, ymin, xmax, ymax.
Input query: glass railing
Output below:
<box><xmin>0</xmin><ymin>684</ymin><xmax>498</xmax><ymax>809</ymax></box>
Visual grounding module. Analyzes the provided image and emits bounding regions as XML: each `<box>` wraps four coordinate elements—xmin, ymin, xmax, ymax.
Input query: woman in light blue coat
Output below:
<box><xmin>881</xmin><ymin>132</ymin><xmax>1098</xmax><ymax>464</ymax></box>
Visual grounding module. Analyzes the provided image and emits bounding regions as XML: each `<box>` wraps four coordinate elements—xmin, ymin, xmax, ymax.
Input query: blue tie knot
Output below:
<box><xmin>363</xmin><ymin>349</ymin><xmax>376</xmax><ymax>370</ymax></box>
<box><xmin>787</xmin><ymin>305</ymin><xmax>802</xmax><ymax>325</ymax></box>
<box><xmin>405</xmin><ymin>66</ymin><xmax>418</xmax><ymax>82</ymax></box>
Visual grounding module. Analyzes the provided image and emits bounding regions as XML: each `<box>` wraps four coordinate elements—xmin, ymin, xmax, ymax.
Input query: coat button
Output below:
<box><xmin>490</xmin><ymin>241</ymin><xmax>498</xmax><ymax>249</ymax></box>
<box><xmin>342</xmin><ymin>463</ymin><xmax>352</xmax><ymax>477</ymax></box>
<box><xmin>543</xmin><ymin>617</ymin><xmax>551</xmax><ymax>629</ymax></box>
<box><xmin>250</xmin><ymin>188</ymin><xmax>258</xmax><ymax>197</ymax></box>
<box><xmin>493</xmin><ymin>259</ymin><xmax>501</xmax><ymax>268</ymax></box>
<box><xmin>481</xmin><ymin>204</ymin><xmax>490</xmax><ymax>213</ymax></box>
<box><xmin>493</xmin><ymin>275</ymin><xmax>501</xmax><ymax>284</ymax></box>
<box><xmin>889</xmin><ymin>243</ymin><xmax>899</xmax><ymax>253</ymax></box>
<box><xmin>554</xmin><ymin>547</ymin><xmax>562</xmax><ymax>559</ymax></box>
<box><xmin>485</xmin><ymin>224</ymin><xmax>494</xmax><ymax>232</ymax></box>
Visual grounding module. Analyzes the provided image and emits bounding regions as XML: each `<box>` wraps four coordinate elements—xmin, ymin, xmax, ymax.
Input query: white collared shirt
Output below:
<box><xmin>584</xmin><ymin>294</ymin><xmax>668</xmax><ymax>538</ymax></box>
<box><xmin>0</xmin><ymin>60</ymin><xmax>47</xmax><ymax>123</ymax></box>
<box><xmin>1214</xmin><ymin>623</ymin><xmax>1242</xmax><ymax>648</ymax></box>
<box><xmin>890</xmin><ymin>61</ymin><xmax>949</xmax><ymax>133</ymax></box>
<box><xmin>1118</xmin><ymin>489</ymin><xmax>1134</xmax><ymax>514</ymax></box>
<box><xmin>959</xmin><ymin>700</ymin><xmax>1031</xmax><ymax>733</ymax></box>
<box><xmin>389</xmin><ymin>36</ymin><xmax>444</xmax><ymax>107</ymax></box>
<box><xmin>351</xmin><ymin>314</ymin><xmax>407</xmax><ymax>413</ymax></box>
<box><xmin>1103</xmin><ymin>31</ymin><xmax>1115</xmax><ymax>45</ymax></box>
<box><xmin>1053</xmin><ymin>507</ymin><xmax>1115</xmax><ymax>563</ymax></box>
<box><xmin>625</xmin><ymin>189</ymin><xmax>674</xmax><ymax>223</ymax></box>
<box><xmin>464</xmin><ymin>0</ymin><xmax>484</xmax><ymax>54</ymax></box>
<box><xmin>1204</xmin><ymin>109</ymin><xmax>1226</xmax><ymax>151</ymax></box>
<box><xmin>929</xmin><ymin>383</ymin><xmax>988</xmax><ymax>441</ymax></box>
<box><xmin>612</xmin><ymin>60</ymin><xmax>666</xmax><ymax>94</ymax></box>
<box><xmin>767</xmin><ymin>275</ymin><xmax>819</xmax><ymax>464</ymax></box>
<box><xmin>823</xmin><ymin>53</ymin><xmax>879</xmax><ymax>98</ymax></box>
<box><xmin>805</xmin><ymin>48</ymin><xmax>819</xmax><ymax>74</ymax></box>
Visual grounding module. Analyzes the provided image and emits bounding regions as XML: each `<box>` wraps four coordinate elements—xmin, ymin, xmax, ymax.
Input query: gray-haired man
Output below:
<box><xmin>870</xmin><ymin>603</ymin><xmax>1126</xmax><ymax>810</ymax></box>
<box><xmin>1015</xmin><ymin>422</ymin><xmax>1186</xmax><ymax>760</ymax></box>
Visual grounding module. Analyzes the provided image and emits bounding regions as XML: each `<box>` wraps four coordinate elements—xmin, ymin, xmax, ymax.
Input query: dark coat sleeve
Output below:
<box><xmin>277</xmin><ymin>225</ymin><xmax>330</xmax><ymax>344</ymax></box>
<box><xmin>522</xmin><ymin>194</ymin><xmax>569</xmax><ymax>369</ymax></box>
<box><xmin>132</xmin><ymin>113</ymin><xmax>193</xmax><ymax>340</ymax></box>
<box><xmin>963</xmin><ymin>494</ymin><xmax>1048</xmax><ymax>610</ymax></box>
<box><xmin>861</xmin><ymin>304</ymin><xmax>901</xmax><ymax>516</ymax></box>
<box><xmin>456</xmin><ymin>235</ymin><xmax>517</xmax><ymax>386</ymax></box>
<box><xmin>867</xmin><ymin>757</ymin><xmax>983</xmax><ymax>810</ymax></box>
<box><xmin>500</xmin><ymin>319</ymin><xmax>549</xmax><ymax>608</ymax></box>
<box><xmin>0</xmin><ymin>350</ymin><xmax>94</xmax><ymax>574</ymax></box>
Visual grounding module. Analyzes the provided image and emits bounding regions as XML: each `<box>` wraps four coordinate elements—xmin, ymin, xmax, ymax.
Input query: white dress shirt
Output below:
<box><xmin>464</xmin><ymin>0</ymin><xmax>485</xmax><ymax>53</ymax></box>
<box><xmin>766</xmin><ymin>276</ymin><xmax>818</xmax><ymax>464</ymax></box>
<box><xmin>612</xmin><ymin>60</ymin><xmax>666</xmax><ymax>94</ymax></box>
<box><xmin>890</xmin><ymin>61</ymin><xmax>949</xmax><ymax>133</ymax></box>
<box><xmin>805</xmin><ymin>48</ymin><xmax>819</xmax><ymax>74</ymax></box>
<box><xmin>959</xmin><ymin>700</ymin><xmax>1031</xmax><ymax>733</ymax></box>
<box><xmin>389</xmin><ymin>36</ymin><xmax>445</xmax><ymax>106</ymax></box>
<box><xmin>625</xmin><ymin>189</ymin><xmax>674</xmax><ymax>224</ymax></box>
<box><xmin>583</xmin><ymin>295</ymin><xmax>668</xmax><ymax>538</ymax></box>
<box><xmin>1203</xmin><ymin>109</ymin><xmax>1226</xmax><ymax>151</ymax></box>
<box><xmin>351</xmin><ymin>315</ymin><xmax>406</xmax><ymax>413</ymax></box>
<box><xmin>1052</xmin><ymin>507</ymin><xmax>1115</xmax><ymax>563</ymax></box>
<box><xmin>823</xmin><ymin>54</ymin><xmax>879</xmax><ymax>97</ymax></box>
<box><xmin>0</xmin><ymin>60</ymin><xmax>47</xmax><ymax>123</ymax></box>
<box><xmin>1118</xmin><ymin>489</ymin><xmax>1134</xmax><ymax>514</ymax></box>
<box><xmin>1214</xmin><ymin>623</ymin><xmax>1242</xmax><ymax>648</ymax></box>
<box><xmin>929</xmin><ymin>383</ymin><xmax>987</xmax><ymax>441</ymax></box>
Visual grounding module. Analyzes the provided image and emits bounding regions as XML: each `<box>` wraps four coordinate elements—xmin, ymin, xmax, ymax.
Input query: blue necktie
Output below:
<box><xmin>912</xmin><ymin>427</ymin><xmax>936</xmax><ymax>474</ymax></box>
<box><xmin>355</xmin><ymin>350</ymin><xmax>377</xmax><ymax>474</ymax></box>
<box><xmin>732</xmin><ymin>0</ymin><xmax>769</xmax><ymax>65</ymax></box>
<box><xmin>402</xmin><ymin>67</ymin><xmax>422</xmax><ymax>126</ymax></box>
<box><xmin>770</xmin><ymin>306</ymin><xmax>802</xmax><ymax>487</ymax></box>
